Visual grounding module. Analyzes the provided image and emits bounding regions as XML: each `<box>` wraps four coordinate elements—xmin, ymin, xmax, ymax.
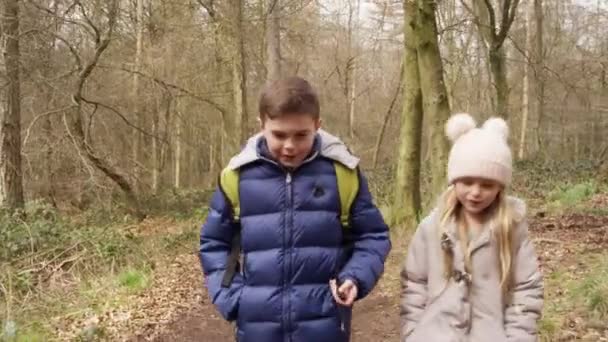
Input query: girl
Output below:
<box><xmin>400</xmin><ymin>113</ymin><xmax>543</xmax><ymax>342</ymax></box>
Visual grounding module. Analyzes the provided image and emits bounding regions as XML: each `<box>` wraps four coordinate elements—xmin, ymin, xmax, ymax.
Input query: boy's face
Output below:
<box><xmin>260</xmin><ymin>113</ymin><xmax>321</xmax><ymax>168</ymax></box>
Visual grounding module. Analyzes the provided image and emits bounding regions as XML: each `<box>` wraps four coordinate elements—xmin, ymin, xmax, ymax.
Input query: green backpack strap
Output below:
<box><xmin>219</xmin><ymin>167</ymin><xmax>240</xmax><ymax>222</ymax></box>
<box><xmin>333</xmin><ymin>162</ymin><xmax>359</xmax><ymax>229</ymax></box>
<box><xmin>219</xmin><ymin>167</ymin><xmax>241</xmax><ymax>288</ymax></box>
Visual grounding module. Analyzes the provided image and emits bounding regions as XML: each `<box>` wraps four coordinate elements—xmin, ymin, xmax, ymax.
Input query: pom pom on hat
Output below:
<box><xmin>445</xmin><ymin>113</ymin><xmax>476</xmax><ymax>143</ymax></box>
<box><xmin>482</xmin><ymin>117</ymin><xmax>509</xmax><ymax>141</ymax></box>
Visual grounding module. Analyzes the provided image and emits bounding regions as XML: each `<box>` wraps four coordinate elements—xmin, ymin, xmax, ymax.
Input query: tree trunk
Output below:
<box><xmin>393</xmin><ymin>0</ymin><xmax>423</xmax><ymax>229</ymax></box>
<box><xmin>471</xmin><ymin>0</ymin><xmax>520</xmax><ymax>119</ymax></box>
<box><xmin>199</xmin><ymin>1</ymin><xmax>230</xmax><ymax>166</ymax></box>
<box><xmin>43</xmin><ymin>110</ymin><xmax>57</xmax><ymax>207</ymax></box>
<box><xmin>559</xmin><ymin>98</ymin><xmax>567</xmax><ymax>157</ymax></box>
<box><xmin>68</xmin><ymin>93</ymin><xmax>145</xmax><ymax>219</ymax></box>
<box><xmin>174</xmin><ymin>107</ymin><xmax>182</xmax><ymax>189</ymax></box>
<box><xmin>152</xmin><ymin>108</ymin><xmax>160</xmax><ymax>193</ymax></box>
<box><xmin>442</xmin><ymin>0</ymin><xmax>457</xmax><ymax>107</ymax></box>
<box><xmin>208</xmin><ymin>119</ymin><xmax>223</xmax><ymax>187</ymax></box>
<box><xmin>132</xmin><ymin>0</ymin><xmax>145</xmax><ymax>170</ymax></box>
<box><xmin>232</xmin><ymin>0</ymin><xmax>248</xmax><ymax>145</ymax></box>
<box><xmin>574</xmin><ymin>130</ymin><xmax>579</xmax><ymax>160</ymax></box>
<box><xmin>592</xmin><ymin>0</ymin><xmax>602</xmax><ymax>158</ymax></box>
<box><xmin>534</xmin><ymin>0</ymin><xmax>545</xmax><ymax>153</ymax></box>
<box><xmin>416</xmin><ymin>0</ymin><xmax>450</xmax><ymax>199</ymax></box>
<box><xmin>372</xmin><ymin>62</ymin><xmax>403</xmax><ymax>169</ymax></box>
<box><xmin>519</xmin><ymin>0</ymin><xmax>533</xmax><ymax>160</ymax></box>
<box><xmin>601</xmin><ymin>60</ymin><xmax>607</xmax><ymax>163</ymax></box>
<box><xmin>345</xmin><ymin>0</ymin><xmax>360</xmax><ymax>140</ymax></box>
<box><xmin>160</xmin><ymin>94</ymin><xmax>171</xmax><ymax>188</ymax></box>
<box><xmin>0</xmin><ymin>0</ymin><xmax>25</xmax><ymax>211</ymax></box>
<box><xmin>489</xmin><ymin>46</ymin><xmax>509</xmax><ymax>119</ymax></box>
<box><xmin>348</xmin><ymin>64</ymin><xmax>357</xmax><ymax>140</ymax></box>
<box><xmin>68</xmin><ymin>0</ymin><xmax>145</xmax><ymax>220</ymax></box>
<box><xmin>34</xmin><ymin>0</ymin><xmax>61</xmax><ymax>208</ymax></box>
<box><xmin>266</xmin><ymin>0</ymin><xmax>282</xmax><ymax>81</ymax></box>
<box><xmin>200</xmin><ymin>1</ymin><xmax>243</xmax><ymax>160</ymax></box>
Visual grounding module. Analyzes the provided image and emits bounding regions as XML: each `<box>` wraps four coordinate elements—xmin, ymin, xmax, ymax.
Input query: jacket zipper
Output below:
<box><xmin>285</xmin><ymin>172</ymin><xmax>293</xmax><ymax>339</ymax></box>
<box><xmin>259</xmin><ymin>153</ymin><xmax>318</xmax><ymax>340</ymax></box>
<box><xmin>442</xmin><ymin>230</ymin><xmax>473</xmax><ymax>334</ymax></box>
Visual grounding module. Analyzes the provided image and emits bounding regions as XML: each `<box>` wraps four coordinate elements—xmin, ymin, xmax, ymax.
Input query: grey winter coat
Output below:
<box><xmin>400</xmin><ymin>196</ymin><xmax>543</xmax><ymax>342</ymax></box>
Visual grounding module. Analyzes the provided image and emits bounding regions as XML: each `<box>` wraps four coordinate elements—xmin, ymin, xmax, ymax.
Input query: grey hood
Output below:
<box><xmin>226</xmin><ymin>129</ymin><xmax>359</xmax><ymax>170</ymax></box>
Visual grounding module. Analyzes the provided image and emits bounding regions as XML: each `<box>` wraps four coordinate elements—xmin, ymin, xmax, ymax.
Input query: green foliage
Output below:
<box><xmin>549</xmin><ymin>181</ymin><xmax>597</xmax><ymax>206</ymax></box>
<box><xmin>139</xmin><ymin>189</ymin><xmax>213</xmax><ymax>219</ymax></box>
<box><xmin>0</xmin><ymin>197</ymin><xmax>205</xmax><ymax>340</ymax></box>
<box><xmin>538</xmin><ymin>316</ymin><xmax>558</xmax><ymax>342</ymax></box>
<box><xmin>0</xmin><ymin>200</ymin><xmax>143</xmax><ymax>298</ymax></box>
<box><xmin>117</xmin><ymin>269</ymin><xmax>150</xmax><ymax>293</ymax></box>
<box><xmin>0</xmin><ymin>200</ymin><xmax>70</xmax><ymax>262</ymax></box>
<box><xmin>365</xmin><ymin>166</ymin><xmax>394</xmax><ymax>207</ymax></box>
<box><xmin>161</xmin><ymin>226</ymin><xmax>199</xmax><ymax>252</ymax></box>
<box><xmin>540</xmin><ymin>254</ymin><xmax>608</xmax><ymax>340</ymax></box>
<box><xmin>574</xmin><ymin>255</ymin><xmax>608</xmax><ymax>320</ymax></box>
<box><xmin>512</xmin><ymin>159</ymin><xmax>601</xmax><ymax>197</ymax></box>
<box><xmin>0</xmin><ymin>321</ymin><xmax>46</xmax><ymax>342</ymax></box>
<box><xmin>77</xmin><ymin>323</ymin><xmax>106</xmax><ymax>342</ymax></box>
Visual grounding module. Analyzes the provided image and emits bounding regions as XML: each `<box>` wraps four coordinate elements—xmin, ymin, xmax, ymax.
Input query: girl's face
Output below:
<box><xmin>454</xmin><ymin>177</ymin><xmax>502</xmax><ymax>215</ymax></box>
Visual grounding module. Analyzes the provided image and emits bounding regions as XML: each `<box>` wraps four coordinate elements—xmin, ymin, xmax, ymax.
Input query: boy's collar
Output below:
<box><xmin>256</xmin><ymin>135</ymin><xmax>321</xmax><ymax>166</ymax></box>
<box><xmin>226</xmin><ymin>129</ymin><xmax>359</xmax><ymax>170</ymax></box>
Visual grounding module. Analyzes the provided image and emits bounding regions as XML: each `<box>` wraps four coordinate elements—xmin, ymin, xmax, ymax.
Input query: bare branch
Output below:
<box><xmin>459</xmin><ymin>0</ymin><xmax>490</xmax><ymax>43</ymax></box>
<box><xmin>61</xmin><ymin>112</ymin><xmax>98</xmax><ymax>181</ymax></box>
<box><xmin>74</xmin><ymin>0</ymin><xmax>118</xmax><ymax>102</ymax></box>
<box><xmin>459</xmin><ymin>0</ymin><xmax>475</xmax><ymax>16</ymax></box>
<box><xmin>496</xmin><ymin>0</ymin><xmax>521</xmax><ymax>46</ymax></box>
<box><xmin>500</xmin><ymin>0</ymin><xmax>511</xmax><ymax>37</ymax></box>
<box><xmin>25</xmin><ymin>0</ymin><xmax>95</xmax><ymax>38</ymax></box>
<box><xmin>85</xmin><ymin>100</ymin><xmax>99</xmax><ymax>144</ymax></box>
<box><xmin>196</xmin><ymin>0</ymin><xmax>217</xmax><ymax>19</ymax></box>
<box><xmin>75</xmin><ymin>0</ymin><xmax>101</xmax><ymax>44</ymax></box>
<box><xmin>482</xmin><ymin>0</ymin><xmax>497</xmax><ymax>41</ymax></box>
<box><xmin>25</xmin><ymin>29</ymin><xmax>82</xmax><ymax>70</ymax></box>
<box><xmin>96</xmin><ymin>64</ymin><xmax>229</xmax><ymax>118</ymax></box>
<box><xmin>23</xmin><ymin>105</ymin><xmax>75</xmax><ymax>148</ymax></box>
<box><xmin>438</xmin><ymin>19</ymin><xmax>472</xmax><ymax>36</ymax></box>
<box><xmin>267</xmin><ymin>0</ymin><xmax>280</xmax><ymax>17</ymax></box>
<box><xmin>79</xmin><ymin>96</ymin><xmax>165</xmax><ymax>143</ymax></box>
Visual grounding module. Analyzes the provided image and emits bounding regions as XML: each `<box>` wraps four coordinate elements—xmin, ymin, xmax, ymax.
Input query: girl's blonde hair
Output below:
<box><xmin>438</xmin><ymin>186</ymin><xmax>514</xmax><ymax>294</ymax></box>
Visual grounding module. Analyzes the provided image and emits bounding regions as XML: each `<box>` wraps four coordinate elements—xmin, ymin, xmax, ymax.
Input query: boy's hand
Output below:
<box><xmin>330</xmin><ymin>278</ymin><xmax>358</xmax><ymax>307</ymax></box>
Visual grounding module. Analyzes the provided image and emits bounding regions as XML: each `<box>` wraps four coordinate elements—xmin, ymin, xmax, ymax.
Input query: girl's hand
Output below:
<box><xmin>330</xmin><ymin>278</ymin><xmax>358</xmax><ymax>307</ymax></box>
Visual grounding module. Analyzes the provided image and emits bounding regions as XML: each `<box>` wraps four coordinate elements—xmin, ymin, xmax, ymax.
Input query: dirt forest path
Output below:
<box><xmin>126</xmin><ymin>246</ymin><xmax>402</xmax><ymax>342</ymax></box>
<box><xmin>132</xmin><ymin>271</ymin><xmax>399</xmax><ymax>342</ymax></box>
<box><xmin>118</xmin><ymin>210</ymin><xmax>608</xmax><ymax>342</ymax></box>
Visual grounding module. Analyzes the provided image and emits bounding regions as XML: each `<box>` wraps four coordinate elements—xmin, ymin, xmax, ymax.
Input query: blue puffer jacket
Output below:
<box><xmin>199</xmin><ymin>130</ymin><xmax>391</xmax><ymax>342</ymax></box>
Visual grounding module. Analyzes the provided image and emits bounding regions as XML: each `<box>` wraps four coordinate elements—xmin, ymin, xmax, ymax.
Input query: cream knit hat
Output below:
<box><xmin>445</xmin><ymin>113</ymin><xmax>512</xmax><ymax>186</ymax></box>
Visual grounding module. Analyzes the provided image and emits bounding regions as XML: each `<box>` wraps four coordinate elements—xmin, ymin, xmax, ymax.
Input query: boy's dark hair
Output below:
<box><xmin>258</xmin><ymin>76</ymin><xmax>320</xmax><ymax>120</ymax></box>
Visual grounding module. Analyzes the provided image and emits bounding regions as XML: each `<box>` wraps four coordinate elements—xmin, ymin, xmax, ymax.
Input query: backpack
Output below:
<box><xmin>219</xmin><ymin>162</ymin><xmax>359</xmax><ymax>287</ymax></box>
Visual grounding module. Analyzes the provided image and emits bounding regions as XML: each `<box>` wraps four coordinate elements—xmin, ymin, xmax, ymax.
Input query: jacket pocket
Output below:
<box><xmin>407</xmin><ymin>281</ymin><xmax>469</xmax><ymax>341</ymax></box>
<box><xmin>407</xmin><ymin>314</ymin><xmax>459</xmax><ymax>342</ymax></box>
<box><xmin>321</xmin><ymin>289</ymin><xmax>345</xmax><ymax>329</ymax></box>
<box><xmin>236</xmin><ymin>326</ymin><xmax>245</xmax><ymax>342</ymax></box>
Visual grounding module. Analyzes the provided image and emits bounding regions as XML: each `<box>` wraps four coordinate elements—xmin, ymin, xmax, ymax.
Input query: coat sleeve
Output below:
<box><xmin>400</xmin><ymin>218</ymin><xmax>430</xmax><ymax>339</ymax></box>
<box><xmin>338</xmin><ymin>170</ymin><xmax>391</xmax><ymax>300</ymax></box>
<box><xmin>504</xmin><ymin>219</ymin><xmax>544</xmax><ymax>342</ymax></box>
<box><xmin>199</xmin><ymin>187</ymin><xmax>244</xmax><ymax>321</ymax></box>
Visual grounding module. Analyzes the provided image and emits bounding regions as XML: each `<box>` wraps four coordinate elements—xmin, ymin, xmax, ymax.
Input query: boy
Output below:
<box><xmin>199</xmin><ymin>76</ymin><xmax>391</xmax><ymax>342</ymax></box>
